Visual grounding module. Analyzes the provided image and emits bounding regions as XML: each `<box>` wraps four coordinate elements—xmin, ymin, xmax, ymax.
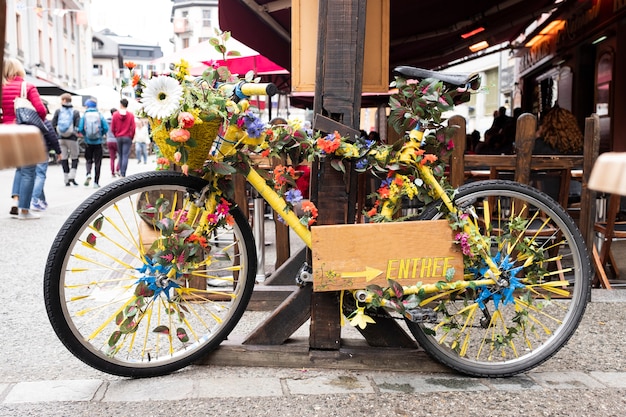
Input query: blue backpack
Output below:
<box><xmin>57</xmin><ymin>107</ymin><xmax>74</xmax><ymax>137</ymax></box>
<box><xmin>83</xmin><ymin>112</ymin><xmax>103</xmax><ymax>144</ymax></box>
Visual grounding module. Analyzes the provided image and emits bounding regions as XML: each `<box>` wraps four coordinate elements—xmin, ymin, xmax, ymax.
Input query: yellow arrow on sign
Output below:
<box><xmin>340</xmin><ymin>266</ymin><xmax>384</xmax><ymax>282</ymax></box>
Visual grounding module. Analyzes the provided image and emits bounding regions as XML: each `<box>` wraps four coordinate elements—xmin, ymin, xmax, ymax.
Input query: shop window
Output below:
<box><xmin>596</xmin><ymin>50</ymin><xmax>613</xmax><ymax>152</ymax></box>
<box><xmin>596</xmin><ymin>52</ymin><xmax>612</xmax><ymax>117</ymax></box>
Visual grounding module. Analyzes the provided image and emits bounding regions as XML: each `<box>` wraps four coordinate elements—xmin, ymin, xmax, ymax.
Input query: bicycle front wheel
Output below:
<box><xmin>408</xmin><ymin>180</ymin><xmax>591</xmax><ymax>377</ymax></box>
<box><xmin>44</xmin><ymin>171</ymin><xmax>257</xmax><ymax>377</ymax></box>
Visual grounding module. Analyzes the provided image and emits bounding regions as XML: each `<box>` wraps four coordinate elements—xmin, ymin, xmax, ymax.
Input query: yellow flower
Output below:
<box><xmin>348</xmin><ymin>307</ymin><xmax>376</xmax><ymax>329</ymax></box>
<box><xmin>409</xmin><ymin>129</ymin><xmax>424</xmax><ymax>141</ymax></box>
<box><xmin>287</xmin><ymin>117</ymin><xmax>303</xmax><ymax>131</ymax></box>
<box><xmin>370</xmin><ymin>148</ymin><xmax>389</xmax><ymax>164</ymax></box>
<box><xmin>225</xmin><ymin>100</ymin><xmax>240</xmax><ymax>114</ymax></box>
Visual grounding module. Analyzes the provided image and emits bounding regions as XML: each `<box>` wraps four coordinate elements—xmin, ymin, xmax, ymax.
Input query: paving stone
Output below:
<box><xmin>589</xmin><ymin>371</ymin><xmax>626</xmax><ymax>388</ymax></box>
<box><xmin>286</xmin><ymin>375</ymin><xmax>374</xmax><ymax>395</ymax></box>
<box><xmin>373</xmin><ymin>374</ymin><xmax>489</xmax><ymax>393</ymax></box>
<box><xmin>530</xmin><ymin>371</ymin><xmax>606</xmax><ymax>389</ymax></box>
<box><xmin>104</xmin><ymin>377</ymin><xmax>195</xmax><ymax>402</ymax></box>
<box><xmin>487</xmin><ymin>375</ymin><xmax>543</xmax><ymax>391</ymax></box>
<box><xmin>194</xmin><ymin>377</ymin><xmax>283</xmax><ymax>398</ymax></box>
<box><xmin>3</xmin><ymin>380</ymin><xmax>103</xmax><ymax>403</ymax></box>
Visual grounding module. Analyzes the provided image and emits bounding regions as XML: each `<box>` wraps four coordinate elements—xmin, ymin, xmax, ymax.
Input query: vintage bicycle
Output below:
<box><xmin>43</xmin><ymin>62</ymin><xmax>591</xmax><ymax>378</ymax></box>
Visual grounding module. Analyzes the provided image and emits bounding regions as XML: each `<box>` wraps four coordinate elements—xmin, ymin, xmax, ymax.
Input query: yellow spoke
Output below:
<box><xmin>86</xmin><ymin>296</ymin><xmax>137</xmax><ymax>341</ymax></box>
<box><xmin>72</xmin><ymin>251</ymin><xmax>137</xmax><ymax>273</ymax></box>
<box><xmin>514</xmin><ymin>298</ymin><xmax>563</xmax><ymax>326</ymax></box>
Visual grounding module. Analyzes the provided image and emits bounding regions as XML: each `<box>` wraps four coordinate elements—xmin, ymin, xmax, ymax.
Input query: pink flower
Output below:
<box><xmin>170</xmin><ymin>128</ymin><xmax>191</xmax><ymax>143</ymax></box>
<box><xmin>181</xmin><ymin>164</ymin><xmax>189</xmax><ymax>175</ymax></box>
<box><xmin>174</xmin><ymin>151</ymin><xmax>182</xmax><ymax>162</ymax></box>
<box><xmin>178</xmin><ymin>112</ymin><xmax>195</xmax><ymax>128</ymax></box>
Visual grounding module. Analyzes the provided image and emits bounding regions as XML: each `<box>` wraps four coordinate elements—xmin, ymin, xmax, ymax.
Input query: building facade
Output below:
<box><xmin>516</xmin><ymin>0</ymin><xmax>626</xmax><ymax>153</ymax></box>
<box><xmin>171</xmin><ymin>0</ymin><xmax>219</xmax><ymax>50</ymax></box>
<box><xmin>5</xmin><ymin>0</ymin><xmax>91</xmax><ymax>95</ymax></box>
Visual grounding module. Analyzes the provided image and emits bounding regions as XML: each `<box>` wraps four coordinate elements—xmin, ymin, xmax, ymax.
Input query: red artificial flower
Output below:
<box><xmin>178</xmin><ymin>112</ymin><xmax>195</xmax><ymax>129</ymax></box>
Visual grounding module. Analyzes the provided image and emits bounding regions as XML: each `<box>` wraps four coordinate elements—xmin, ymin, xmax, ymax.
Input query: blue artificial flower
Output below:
<box><xmin>285</xmin><ymin>188</ymin><xmax>303</xmax><ymax>205</ymax></box>
<box><xmin>355</xmin><ymin>158</ymin><xmax>368</xmax><ymax>170</ymax></box>
<box><xmin>381</xmin><ymin>177</ymin><xmax>394</xmax><ymax>187</ymax></box>
<box><xmin>243</xmin><ymin>112</ymin><xmax>266</xmax><ymax>138</ymax></box>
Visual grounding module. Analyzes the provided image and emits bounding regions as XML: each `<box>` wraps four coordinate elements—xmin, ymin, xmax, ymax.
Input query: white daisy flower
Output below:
<box><xmin>142</xmin><ymin>76</ymin><xmax>183</xmax><ymax>119</ymax></box>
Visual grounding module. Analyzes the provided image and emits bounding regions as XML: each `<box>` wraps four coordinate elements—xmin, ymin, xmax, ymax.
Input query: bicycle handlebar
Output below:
<box><xmin>236</xmin><ymin>82</ymin><xmax>278</xmax><ymax>98</ymax></box>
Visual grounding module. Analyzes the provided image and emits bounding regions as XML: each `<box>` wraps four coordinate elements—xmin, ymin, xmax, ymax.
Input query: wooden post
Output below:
<box><xmin>449</xmin><ymin>115</ymin><xmax>466</xmax><ymax>188</ymax></box>
<box><xmin>580</xmin><ymin>115</ymin><xmax>600</xmax><ymax>252</ymax></box>
<box><xmin>308</xmin><ymin>0</ymin><xmax>368</xmax><ymax>350</ymax></box>
<box><xmin>513</xmin><ymin>113</ymin><xmax>538</xmax><ymax>185</ymax></box>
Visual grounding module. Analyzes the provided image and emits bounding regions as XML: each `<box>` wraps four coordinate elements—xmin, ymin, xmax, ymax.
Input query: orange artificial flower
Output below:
<box><xmin>420</xmin><ymin>154</ymin><xmax>438</xmax><ymax>166</ymax></box>
<box><xmin>169</xmin><ymin>128</ymin><xmax>191</xmax><ymax>143</ymax></box>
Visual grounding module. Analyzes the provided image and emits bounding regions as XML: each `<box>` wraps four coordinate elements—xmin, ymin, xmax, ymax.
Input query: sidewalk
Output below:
<box><xmin>3</xmin><ymin>369</ymin><xmax>626</xmax><ymax>404</ymax></box>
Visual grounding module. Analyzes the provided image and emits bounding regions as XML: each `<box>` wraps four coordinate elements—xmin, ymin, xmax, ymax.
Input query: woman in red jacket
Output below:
<box><xmin>2</xmin><ymin>58</ymin><xmax>47</xmax><ymax>220</ymax></box>
<box><xmin>110</xmin><ymin>98</ymin><xmax>136</xmax><ymax>177</ymax></box>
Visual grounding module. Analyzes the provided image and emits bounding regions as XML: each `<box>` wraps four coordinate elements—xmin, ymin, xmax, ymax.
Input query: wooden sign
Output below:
<box><xmin>311</xmin><ymin>220</ymin><xmax>463</xmax><ymax>291</ymax></box>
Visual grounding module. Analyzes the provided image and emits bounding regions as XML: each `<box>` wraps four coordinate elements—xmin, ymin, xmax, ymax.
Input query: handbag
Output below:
<box><xmin>14</xmin><ymin>82</ymin><xmax>48</xmax><ymax>134</ymax></box>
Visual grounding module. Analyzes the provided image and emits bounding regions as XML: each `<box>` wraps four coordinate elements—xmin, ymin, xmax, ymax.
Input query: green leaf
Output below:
<box><xmin>86</xmin><ymin>233</ymin><xmax>97</xmax><ymax>246</ymax></box>
<box><xmin>108</xmin><ymin>331</ymin><xmax>122</xmax><ymax>347</ymax></box>
<box><xmin>176</xmin><ymin>327</ymin><xmax>190</xmax><ymax>343</ymax></box>
<box><xmin>152</xmin><ymin>325</ymin><xmax>170</xmax><ymax>335</ymax></box>
<box><xmin>135</xmin><ymin>281</ymin><xmax>155</xmax><ymax>297</ymax></box>
<box><xmin>92</xmin><ymin>216</ymin><xmax>104</xmax><ymax>231</ymax></box>
<box><xmin>115</xmin><ymin>311</ymin><xmax>124</xmax><ymax>326</ymax></box>
<box><xmin>330</xmin><ymin>158</ymin><xmax>345</xmax><ymax>173</ymax></box>
<box><xmin>388</xmin><ymin>279</ymin><xmax>404</xmax><ymax>298</ymax></box>
<box><xmin>119</xmin><ymin>317</ymin><xmax>139</xmax><ymax>334</ymax></box>
<box><xmin>124</xmin><ymin>304</ymin><xmax>138</xmax><ymax>318</ymax></box>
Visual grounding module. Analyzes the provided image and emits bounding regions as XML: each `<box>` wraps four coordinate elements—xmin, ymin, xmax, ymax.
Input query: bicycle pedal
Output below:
<box><xmin>295</xmin><ymin>262</ymin><xmax>313</xmax><ymax>286</ymax></box>
<box><xmin>406</xmin><ymin>308</ymin><xmax>438</xmax><ymax>323</ymax></box>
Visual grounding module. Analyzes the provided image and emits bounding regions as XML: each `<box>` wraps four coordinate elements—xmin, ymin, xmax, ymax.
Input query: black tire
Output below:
<box><xmin>44</xmin><ymin>171</ymin><xmax>257</xmax><ymax>377</ymax></box>
<box><xmin>406</xmin><ymin>180</ymin><xmax>591</xmax><ymax>377</ymax></box>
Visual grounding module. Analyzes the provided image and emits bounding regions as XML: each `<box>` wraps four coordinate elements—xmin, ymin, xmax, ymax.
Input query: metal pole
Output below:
<box><xmin>253</xmin><ymin>191</ymin><xmax>266</xmax><ymax>282</ymax></box>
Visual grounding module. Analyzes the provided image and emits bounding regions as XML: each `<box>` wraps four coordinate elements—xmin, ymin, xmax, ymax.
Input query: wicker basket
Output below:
<box><xmin>151</xmin><ymin>118</ymin><xmax>223</xmax><ymax>170</ymax></box>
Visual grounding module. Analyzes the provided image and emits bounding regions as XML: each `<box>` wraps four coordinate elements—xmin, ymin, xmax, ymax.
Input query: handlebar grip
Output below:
<box><xmin>238</xmin><ymin>82</ymin><xmax>278</xmax><ymax>97</ymax></box>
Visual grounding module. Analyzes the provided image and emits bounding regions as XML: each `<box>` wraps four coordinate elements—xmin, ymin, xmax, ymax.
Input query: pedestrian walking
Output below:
<box><xmin>106</xmin><ymin>108</ymin><xmax>120</xmax><ymax>177</ymax></box>
<box><xmin>134</xmin><ymin>117</ymin><xmax>150</xmax><ymax>164</ymax></box>
<box><xmin>78</xmin><ymin>100</ymin><xmax>108</xmax><ymax>188</ymax></box>
<box><xmin>52</xmin><ymin>92</ymin><xmax>81</xmax><ymax>186</ymax></box>
<box><xmin>110</xmin><ymin>98</ymin><xmax>135</xmax><ymax>177</ymax></box>
<box><xmin>1</xmin><ymin>57</ymin><xmax>47</xmax><ymax>220</ymax></box>
<box><xmin>31</xmin><ymin>114</ymin><xmax>63</xmax><ymax>211</ymax></box>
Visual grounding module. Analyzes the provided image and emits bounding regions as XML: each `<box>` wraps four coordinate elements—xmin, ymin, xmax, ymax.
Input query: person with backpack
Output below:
<box><xmin>52</xmin><ymin>93</ymin><xmax>81</xmax><ymax>186</ymax></box>
<box><xmin>78</xmin><ymin>99</ymin><xmax>108</xmax><ymax>188</ymax></box>
<box><xmin>110</xmin><ymin>98</ymin><xmax>136</xmax><ymax>177</ymax></box>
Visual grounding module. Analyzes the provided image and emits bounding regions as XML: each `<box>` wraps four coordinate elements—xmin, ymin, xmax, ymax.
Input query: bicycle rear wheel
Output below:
<box><xmin>407</xmin><ymin>179</ymin><xmax>591</xmax><ymax>377</ymax></box>
<box><xmin>44</xmin><ymin>171</ymin><xmax>257</xmax><ymax>377</ymax></box>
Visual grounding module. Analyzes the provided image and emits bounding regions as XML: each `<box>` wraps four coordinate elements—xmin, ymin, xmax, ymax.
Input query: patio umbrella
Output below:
<box><xmin>152</xmin><ymin>38</ymin><xmax>286</xmax><ymax>77</ymax></box>
<box><xmin>213</xmin><ymin>54</ymin><xmax>287</xmax><ymax>76</ymax></box>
